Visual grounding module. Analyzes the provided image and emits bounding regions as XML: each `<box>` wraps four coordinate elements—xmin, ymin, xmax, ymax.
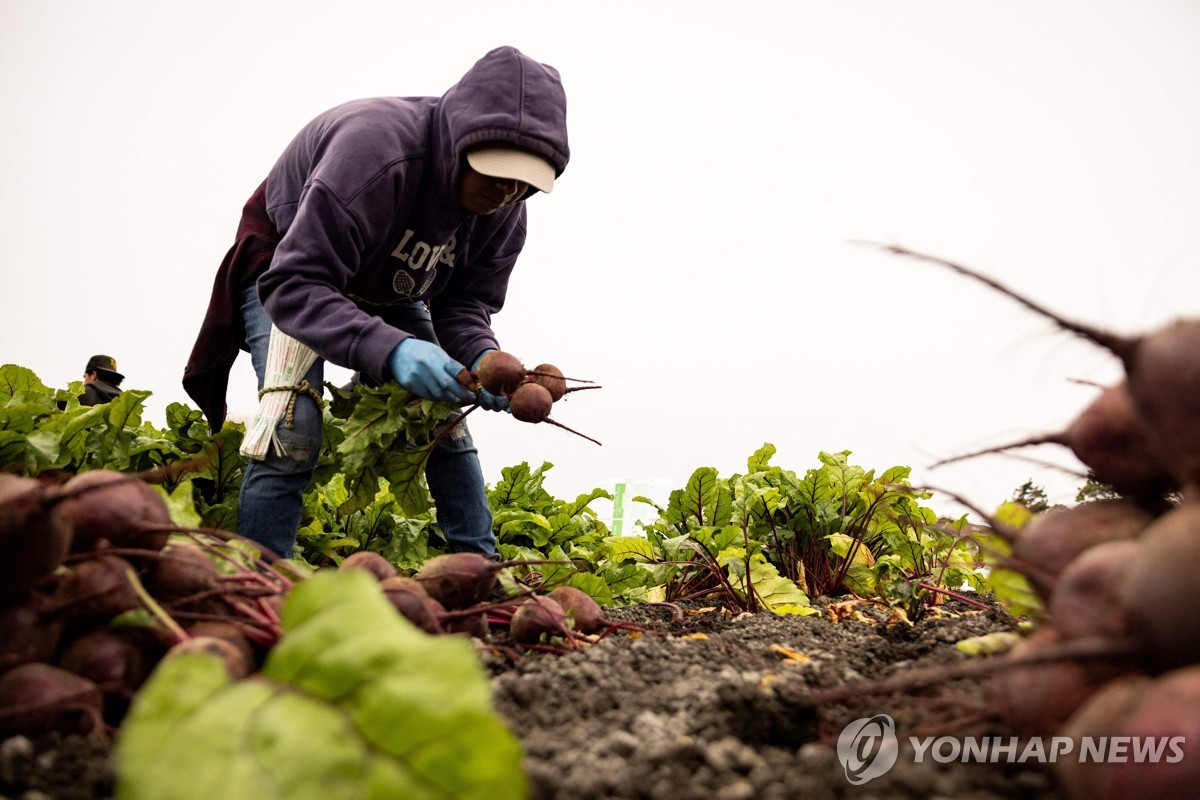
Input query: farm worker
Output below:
<box><xmin>182</xmin><ymin>46</ymin><xmax>569</xmax><ymax>559</ymax></box>
<box><xmin>80</xmin><ymin>355</ymin><xmax>125</xmax><ymax>406</ymax></box>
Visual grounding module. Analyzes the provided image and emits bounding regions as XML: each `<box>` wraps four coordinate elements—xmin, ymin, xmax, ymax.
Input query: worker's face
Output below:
<box><xmin>459</xmin><ymin>165</ymin><xmax>528</xmax><ymax>215</ymax></box>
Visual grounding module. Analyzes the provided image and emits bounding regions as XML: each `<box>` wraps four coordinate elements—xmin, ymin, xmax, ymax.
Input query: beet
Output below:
<box><xmin>871</xmin><ymin>244</ymin><xmax>1200</xmax><ymax>494</ymax></box>
<box><xmin>58</xmin><ymin>469</ymin><xmax>173</xmax><ymax>554</ymax></box>
<box><xmin>1117</xmin><ymin>503</ymin><xmax>1200</xmax><ymax>671</ymax></box>
<box><xmin>379</xmin><ymin>575</ymin><xmax>445</xmax><ymax>634</ymax></box>
<box><xmin>1120</xmin><ymin>320</ymin><xmax>1200</xmax><ymax>494</ymax></box>
<box><xmin>510</xmin><ymin>383</ymin><xmax>554</xmax><ymax>423</ymax></box>
<box><xmin>509</xmin><ymin>595</ymin><xmax>568</xmax><ymax>645</ymax></box>
<box><xmin>0</xmin><ymin>473</ymin><xmax>73</xmax><ymax>597</ymax></box>
<box><xmin>990</xmin><ymin>627</ymin><xmax>1130</xmax><ymax>737</ymax></box>
<box><xmin>0</xmin><ymin>590</ymin><xmax>66</xmax><ymax>670</ymax></box>
<box><xmin>54</xmin><ymin>554</ymin><xmax>143</xmax><ymax>623</ymax></box>
<box><xmin>56</xmin><ymin>628</ymin><xmax>161</xmax><ymax>722</ymax></box>
<box><xmin>185</xmin><ymin>621</ymin><xmax>258</xmax><ymax>672</ymax></box>
<box><xmin>1054</xmin><ymin>674</ymin><xmax>1150</xmax><ymax>800</ymax></box>
<box><xmin>414</xmin><ymin>553</ymin><xmax>501</xmax><ymax>610</ymax></box>
<box><xmin>340</xmin><ymin>550</ymin><xmax>398</xmax><ymax>581</ymax></box>
<box><xmin>547</xmin><ymin>585</ymin><xmax>606</xmax><ymax>634</ymax></box>
<box><xmin>1102</xmin><ymin>665</ymin><xmax>1200</xmax><ymax>799</ymax></box>
<box><xmin>507</xmin><ymin>383</ymin><xmax>602</xmax><ymax>444</ymax></box>
<box><xmin>1058</xmin><ymin>382</ymin><xmax>1177</xmax><ymax>499</ymax></box>
<box><xmin>0</xmin><ymin>662</ymin><xmax>106</xmax><ymax>739</ymax></box>
<box><xmin>441</xmin><ymin>608</ymin><xmax>488</xmax><ymax>638</ymax></box>
<box><xmin>167</xmin><ymin>635</ymin><xmax>255</xmax><ymax>679</ymax></box>
<box><xmin>933</xmin><ymin>383</ymin><xmax>1176</xmax><ymax>501</ymax></box>
<box><xmin>143</xmin><ymin>540</ymin><xmax>220</xmax><ymax>601</ymax></box>
<box><xmin>1056</xmin><ymin>667</ymin><xmax>1200</xmax><ymax>800</ymax></box>
<box><xmin>1047</xmin><ymin>539</ymin><xmax>1140</xmax><ymax>642</ymax></box>
<box><xmin>475</xmin><ymin>350</ymin><xmax>526</xmax><ymax>396</ymax></box>
<box><xmin>527</xmin><ymin>363</ymin><xmax>567</xmax><ymax>402</ymax></box>
<box><xmin>1010</xmin><ymin>499</ymin><xmax>1153</xmax><ymax>599</ymax></box>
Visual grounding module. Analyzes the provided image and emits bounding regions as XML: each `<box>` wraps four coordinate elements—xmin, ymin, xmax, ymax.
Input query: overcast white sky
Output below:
<box><xmin>4</xmin><ymin>1</ymin><xmax>1199</xmax><ymax>525</ymax></box>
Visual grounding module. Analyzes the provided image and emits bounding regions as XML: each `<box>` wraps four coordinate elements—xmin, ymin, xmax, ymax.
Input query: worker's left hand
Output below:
<box><xmin>476</xmin><ymin>387</ymin><xmax>509</xmax><ymax>412</ymax></box>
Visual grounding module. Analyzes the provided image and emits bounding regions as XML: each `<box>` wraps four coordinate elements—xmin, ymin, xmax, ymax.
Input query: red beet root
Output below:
<box><xmin>58</xmin><ymin>469</ymin><xmax>173</xmax><ymax>554</ymax></box>
<box><xmin>547</xmin><ymin>585</ymin><xmax>606</xmax><ymax>634</ymax></box>
<box><xmin>414</xmin><ymin>553</ymin><xmax>502</xmax><ymax>610</ymax></box>
<box><xmin>57</xmin><ymin>628</ymin><xmax>162</xmax><ymax>722</ymax></box>
<box><xmin>870</xmin><ymin>243</ymin><xmax>1200</xmax><ymax>494</ymax></box>
<box><xmin>934</xmin><ymin>383</ymin><xmax>1176</xmax><ymax>501</ymax></box>
<box><xmin>340</xmin><ymin>550</ymin><xmax>398</xmax><ymax>581</ymax></box>
<box><xmin>379</xmin><ymin>575</ymin><xmax>445</xmax><ymax>634</ymax></box>
<box><xmin>990</xmin><ymin>627</ymin><xmax>1130</xmax><ymax>737</ymax></box>
<box><xmin>185</xmin><ymin>621</ymin><xmax>258</xmax><ymax>672</ymax></box>
<box><xmin>167</xmin><ymin>635</ymin><xmax>255</xmax><ymax>679</ymax></box>
<box><xmin>0</xmin><ymin>662</ymin><xmax>106</xmax><ymax>739</ymax></box>
<box><xmin>1056</xmin><ymin>667</ymin><xmax>1200</xmax><ymax>800</ymax></box>
<box><xmin>1047</xmin><ymin>539</ymin><xmax>1140</xmax><ymax>642</ymax></box>
<box><xmin>1121</xmin><ymin>320</ymin><xmax>1200</xmax><ymax>494</ymax></box>
<box><xmin>54</xmin><ymin>554</ymin><xmax>143</xmax><ymax>623</ymax></box>
<box><xmin>0</xmin><ymin>590</ymin><xmax>66</xmax><ymax>670</ymax></box>
<box><xmin>509</xmin><ymin>595</ymin><xmax>569</xmax><ymax>645</ymax></box>
<box><xmin>1054</xmin><ymin>674</ymin><xmax>1149</xmax><ymax>800</ymax></box>
<box><xmin>1010</xmin><ymin>499</ymin><xmax>1153</xmax><ymax>599</ymax></box>
<box><xmin>143</xmin><ymin>540</ymin><xmax>220</xmax><ymax>601</ymax></box>
<box><xmin>1117</xmin><ymin>503</ymin><xmax>1200</xmax><ymax>671</ymax></box>
<box><xmin>1057</xmin><ymin>383</ymin><xmax>1176</xmax><ymax>499</ymax></box>
<box><xmin>475</xmin><ymin>350</ymin><xmax>526</xmax><ymax>396</ymax></box>
<box><xmin>527</xmin><ymin>364</ymin><xmax>567</xmax><ymax>402</ymax></box>
<box><xmin>510</xmin><ymin>383</ymin><xmax>554</xmax><ymax>423</ymax></box>
<box><xmin>0</xmin><ymin>474</ymin><xmax>74</xmax><ymax>597</ymax></box>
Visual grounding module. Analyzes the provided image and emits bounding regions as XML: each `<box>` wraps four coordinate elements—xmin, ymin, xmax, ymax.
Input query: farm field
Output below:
<box><xmin>7</xmin><ymin>591</ymin><xmax>1062</xmax><ymax>800</ymax></box>
<box><xmin>6</xmin><ymin>287</ymin><xmax>1200</xmax><ymax>800</ymax></box>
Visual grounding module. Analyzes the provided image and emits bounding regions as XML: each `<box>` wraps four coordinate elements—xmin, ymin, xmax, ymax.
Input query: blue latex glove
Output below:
<box><xmin>387</xmin><ymin>339</ymin><xmax>475</xmax><ymax>405</ymax></box>
<box><xmin>476</xmin><ymin>387</ymin><xmax>510</xmax><ymax>412</ymax></box>
<box><xmin>471</xmin><ymin>349</ymin><xmax>511</xmax><ymax>413</ymax></box>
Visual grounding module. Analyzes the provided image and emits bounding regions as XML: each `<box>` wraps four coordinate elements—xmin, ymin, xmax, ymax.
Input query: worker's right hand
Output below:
<box><xmin>386</xmin><ymin>339</ymin><xmax>476</xmax><ymax>405</ymax></box>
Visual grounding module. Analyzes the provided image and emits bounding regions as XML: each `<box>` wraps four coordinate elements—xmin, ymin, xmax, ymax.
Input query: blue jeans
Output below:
<box><xmin>238</xmin><ymin>285</ymin><xmax>496</xmax><ymax>559</ymax></box>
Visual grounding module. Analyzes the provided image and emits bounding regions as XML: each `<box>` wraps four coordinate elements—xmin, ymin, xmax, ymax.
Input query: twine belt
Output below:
<box><xmin>258</xmin><ymin>379</ymin><xmax>325</xmax><ymax>429</ymax></box>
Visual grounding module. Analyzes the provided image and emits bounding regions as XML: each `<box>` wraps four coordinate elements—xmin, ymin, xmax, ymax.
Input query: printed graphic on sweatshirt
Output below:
<box><xmin>390</xmin><ymin>229</ymin><xmax>458</xmax><ymax>300</ymax></box>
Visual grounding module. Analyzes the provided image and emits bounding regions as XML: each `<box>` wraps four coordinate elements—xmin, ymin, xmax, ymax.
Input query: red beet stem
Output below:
<box><xmin>858</xmin><ymin>241</ymin><xmax>1137</xmax><ymax>362</ymax></box>
<box><xmin>525</xmin><ymin>369</ymin><xmax>596</xmax><ymax>384</ymax></box>
<box><xmin>544</xmin><ymin>418</ymin><xmax>602</xmax><ymax>446</ymax></box>
<box><xmin>929</xmin><ymin>434</ymin><xmax>1063</xmax><ymax>469</ymax></box>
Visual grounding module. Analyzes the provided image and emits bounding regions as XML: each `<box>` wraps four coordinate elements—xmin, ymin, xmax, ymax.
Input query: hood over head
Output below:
<box><xmin>434</xmin><ymin>46</ymin><xmax>570</xmax><ymax>202</ymax></box>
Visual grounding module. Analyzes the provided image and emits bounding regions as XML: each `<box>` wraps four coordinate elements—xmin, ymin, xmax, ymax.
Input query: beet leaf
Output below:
<box><xmin>115</xmin><ymin>569</ymin><xmax>526</xmax><ymax>800</ymax></box>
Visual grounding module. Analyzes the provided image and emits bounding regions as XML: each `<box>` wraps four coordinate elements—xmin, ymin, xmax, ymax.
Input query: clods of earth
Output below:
<box><xmin>3</xmin><ymin>595</ymin><xmax>1064</xmax><ymax>800</ymax></box>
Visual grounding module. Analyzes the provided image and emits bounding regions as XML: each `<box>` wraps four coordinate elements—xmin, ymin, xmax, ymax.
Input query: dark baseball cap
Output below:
<box><xmin>85</xmin><ymin>355</ymin><xmax>124</xmax><ymax>381</ymax></box>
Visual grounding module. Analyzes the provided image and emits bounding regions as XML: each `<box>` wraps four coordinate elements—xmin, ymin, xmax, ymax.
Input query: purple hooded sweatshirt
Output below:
<box><xmin>182</xmin><ymin>46</ymin><xmax>569</xmax><ymax>430</ymax></box>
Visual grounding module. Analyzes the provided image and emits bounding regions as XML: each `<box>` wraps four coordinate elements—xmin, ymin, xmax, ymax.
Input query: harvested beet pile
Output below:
<box><xmin>0</xmin><ymin>471</ymin><xmax>1042</xmax><ymax>800</ymax></box>
<box><xmin>861</xmin><ymin>244</ymin><xmax>1200</xmax><ymax>799</ymax></box>
<box><xmin>5</xmin><ymin>591</ymin><xmax>1059</xmax><ymax>800</ymax></box>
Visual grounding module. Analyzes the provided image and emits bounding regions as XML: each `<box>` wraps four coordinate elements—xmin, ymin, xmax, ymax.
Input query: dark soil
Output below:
<box><xmin>1</xmin><ymin>595</ymin><xmax>1066</xmax><ymax>800</ymax></box>
<box><xmin>485</xmin><ymin>595</ymin><xmax>1063</xmax><ymax>800</ymax></box>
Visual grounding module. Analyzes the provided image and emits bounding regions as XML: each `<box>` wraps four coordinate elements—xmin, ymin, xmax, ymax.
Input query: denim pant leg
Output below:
<box><xmin>237</xmin><ymin>285</ymin><xmax>324</xmax><ymax>558</ymax></box>
<box><xmin>376</xmin><ymin>302</ymin><xmax>497</xmax><ymax>558</ymax></box>
<box><xmin>425</xmin><ymin>421</ymin><xmax>496</xmax><ymax>558</ymax></box>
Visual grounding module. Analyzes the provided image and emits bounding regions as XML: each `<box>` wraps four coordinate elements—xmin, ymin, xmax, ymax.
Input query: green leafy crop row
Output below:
<box><xmin>1</xmin><ymin>363</ymin><xmax>1001</xmax><ymax>618</ymax></box>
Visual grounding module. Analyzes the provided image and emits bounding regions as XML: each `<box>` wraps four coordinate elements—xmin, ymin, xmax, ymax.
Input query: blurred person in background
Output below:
<box><xmin>79</xmin><ymin>355</ymin><xmax>124</xmax><ymax>406</ymax></box>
